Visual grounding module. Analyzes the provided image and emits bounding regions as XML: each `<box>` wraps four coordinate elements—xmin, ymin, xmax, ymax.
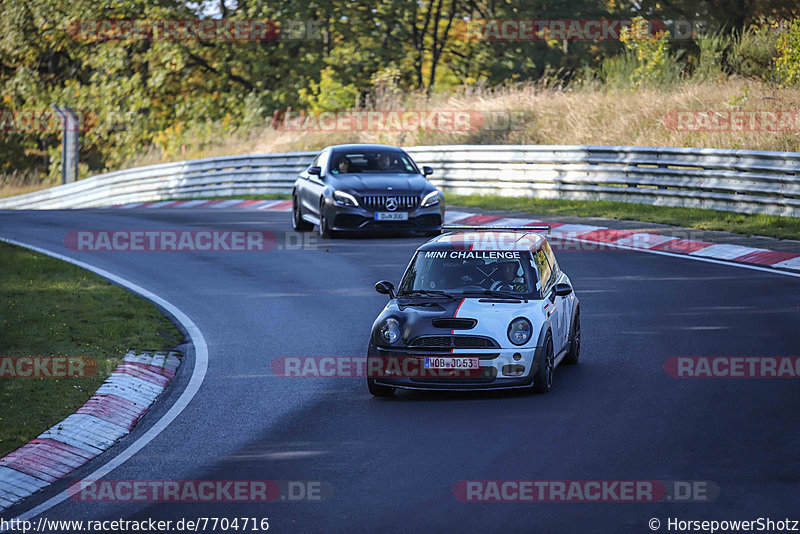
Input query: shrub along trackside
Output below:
<box><xmin>0</xmin><ymin>242</ymin><xmax>183</xmax><ymax>457</ymax></box>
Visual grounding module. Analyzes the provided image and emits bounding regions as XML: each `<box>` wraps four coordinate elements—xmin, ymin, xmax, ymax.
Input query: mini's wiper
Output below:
<box><xmin>398</xmin><ymin>290</ymin><xmax>457</xmax><ymax>300</ymax></box>
<box><xmin>465</xmin><ymin>290</ymin><xmax>527</xmax><ymax>301</ymax></box>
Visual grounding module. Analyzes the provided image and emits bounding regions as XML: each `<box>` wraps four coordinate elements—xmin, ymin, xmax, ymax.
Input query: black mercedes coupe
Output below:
<box><xmin>292</xmin><ymin>144</ymin><xmax>444</xmax><ymax>238</ymax></box>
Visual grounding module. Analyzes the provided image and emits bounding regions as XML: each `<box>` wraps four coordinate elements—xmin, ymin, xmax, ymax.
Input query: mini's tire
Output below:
<box><xmin>292</xmin><ymin>194</ymin><xmax>313</xmax><ymax>232</ymax></box>
<box><xmin>564</xmin><ymin>310</ymin><xmax>580</xmax><ymax>365</ymax></box>
<box><xmin>367</xmin><ymin>378</ymin><xmax>395</xmax><ymax>397</ymax></box>
<box><xmin>532</xmin><ymin>331</ymin><xmax>554</xmax><ymax>394</ymax></box>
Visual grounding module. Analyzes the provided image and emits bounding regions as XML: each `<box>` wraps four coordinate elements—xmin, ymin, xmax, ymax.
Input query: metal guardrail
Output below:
<box><xmin>2</xmin><ymin>145</ymin><xmax>800</xmax><ymax>216</ymax></box>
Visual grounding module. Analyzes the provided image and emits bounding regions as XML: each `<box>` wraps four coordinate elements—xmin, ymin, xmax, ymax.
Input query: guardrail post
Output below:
<box><xmin>52</xmin><ymin>105</ymin><xmax>80</xmax><ymax>184</ymax></box>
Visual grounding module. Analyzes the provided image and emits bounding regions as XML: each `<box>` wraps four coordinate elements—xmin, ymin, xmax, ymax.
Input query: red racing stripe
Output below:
<box><xmin>452</xmin><ymin>298</ymin><xmax>466</xmax><ymax>350</ymax></box>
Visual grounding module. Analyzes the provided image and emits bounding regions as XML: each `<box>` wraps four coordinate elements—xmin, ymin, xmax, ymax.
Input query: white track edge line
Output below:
<box><xmin>0</xmin><ymin>236</ymin><xmax>209</xmax><ymax>526</ymax></box>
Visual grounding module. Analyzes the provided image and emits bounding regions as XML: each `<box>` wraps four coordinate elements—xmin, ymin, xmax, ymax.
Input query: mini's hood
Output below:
<box><xmin>371</xmin><ymin>297</ymin><xmax>548</xmax><ymax>349</ymax></box>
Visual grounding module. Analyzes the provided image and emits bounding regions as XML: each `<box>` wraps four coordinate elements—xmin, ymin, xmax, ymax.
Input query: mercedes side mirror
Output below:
<box><xmin>375</xmin><ymin>280</ymin><xmax>395</xmax><ymax>299</ymax></box>
<box><xmin>308</xmin><ymin>166</ymin><xmax>322</xmax><ymax>176</ymax></box>
<box><xmin>422</xmin><ymin>166</ymin><xmax>434</xmax><ymax>176</ymax></box>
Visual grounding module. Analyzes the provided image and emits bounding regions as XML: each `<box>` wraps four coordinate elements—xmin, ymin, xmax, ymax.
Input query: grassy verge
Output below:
<box><xmin>0</xmin><ymin>183</ymin><xmax>53</xmax><ymax>199</ymax></box>
<box><xmin>0</xmin><ymin>243</ymin><xmax>183</xmax><ymax>457</ymax></box>
<box><xmin>450</xmin><ymin>195</ymin><xmax>800</xmax><ymax>241</ymax></box>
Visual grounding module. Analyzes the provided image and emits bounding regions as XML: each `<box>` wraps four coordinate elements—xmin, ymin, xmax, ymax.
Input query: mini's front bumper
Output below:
<box><xmin>367</xmin><ymin>344</ymin><xmax>542</xmax><ymax>391</ymax></box>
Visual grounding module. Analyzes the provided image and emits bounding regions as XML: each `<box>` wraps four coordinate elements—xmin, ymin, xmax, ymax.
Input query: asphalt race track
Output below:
<box><xmin>1</xmin><ymin>208</ymin><xmax>799</xmax><ymax>533</ymax></box>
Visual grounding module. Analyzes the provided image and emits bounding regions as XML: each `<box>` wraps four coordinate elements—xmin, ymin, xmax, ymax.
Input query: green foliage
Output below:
<box><xmin>693</xmin><ymin>32</ymin><xmax>731</xmax><ymax>82</ymax></box>
<box><xmin>601</xmin><ymin>17</ymin><xmax>683</xmax><ymax>88</ymax></box>
<box><xmin>728</xmin><ymin>25</ymin><xmax>779</xmax><ymax>80</ymax></box>
<box><xmin>298</xmin><ymin>68</ymin><xmax>359</xmax><ymax>112</ymax></box>
<box><xmin>0</xmin><ymin>1</ymin><xmax>798</xmax><ymax>183</ymax></box>
<box><xmin>618</xmin><ymin>16</ymin><xmax>682</xmax><ymax>87</ymax></box>
<box><xmin>776</xmin><ymin>19</ymin><xmax>800</xmax><ymax>85</ymax></box>
<box><xmin>600</xmin><ymin>51</ymin><xmax>641</xmax><ymax>88</ymax></box>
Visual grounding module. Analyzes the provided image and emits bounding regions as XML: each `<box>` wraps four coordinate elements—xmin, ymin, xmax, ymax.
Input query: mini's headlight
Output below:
<box><xmin>420</xmin><ymin>191</ymin><xmax>440</xmax><ymax>207</ymax></box>
<box><xmin>380</xmin><ymin>317</ymin><xmax>401</xmax><ymax>344</ymax></box>
<box><xmin>507</xmin><ymin>317</ymin><xmax>532</xmax><ymax>346</ymax></box>
<box><xmin>333</xmin><ymin>190</ymin><xmax>359</xmax><ymax>207</ymax></box>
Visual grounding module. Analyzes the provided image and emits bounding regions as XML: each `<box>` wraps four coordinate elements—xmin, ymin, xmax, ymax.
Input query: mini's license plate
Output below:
<box><xmin>375</xmin><ymin>212</ymin><xmax>409</xmax><ymax>221</ymax></box>
<box><xmin>424</xmin><ymin>357</ymin><xmax>480</xmax><ymax>370</ymax></box>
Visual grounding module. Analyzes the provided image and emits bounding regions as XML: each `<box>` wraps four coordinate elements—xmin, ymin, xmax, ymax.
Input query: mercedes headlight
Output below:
<box><xmin>333</xmin><ymin>190</ymin><xmax>359</xmax><ymax>207</ymax></box>
<box><xmin>420</xmin><ymin>191</ymin><xmax>440</xmax><ymax>207</ymax></box>
<box><xmin>380</xmin><ymin>317</ymin><xmax>401</xmax><ymax>344</ymax></box>
<box><xmin>507</xmin><ymin>317</ymin><xmax>532</xmax><ymax>346</ymax></box>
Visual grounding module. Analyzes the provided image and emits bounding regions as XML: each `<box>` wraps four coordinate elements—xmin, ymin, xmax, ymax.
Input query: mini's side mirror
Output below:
<box><xmin>422</xmin><ymin>166</ymin><xmax>434</xmax><ymax>176</ymax></box>
<box><xmin>375</xmin><ymin>280</ymin><xmax>395</xmax><ymax>298</ymax></box>
<box><xmin>308</xmin><ymin>166</ymin><xmax>322</xmax><ymax>176</ymax></box>
<box><xmin>554</xmin><ymin>283</ymin><xmax>573</xmax><ymax>297</ymax></box>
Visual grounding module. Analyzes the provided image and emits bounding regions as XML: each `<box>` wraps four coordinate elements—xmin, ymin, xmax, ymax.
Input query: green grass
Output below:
<box><xmin>0</xmin><ymin>243</ymin><xmax>183</xmax><ymax>457</ymax></box>
<box><xmin>449</xmin><ymin>195</ymin><xmax>800</xmax><ymax>241</ymax></box>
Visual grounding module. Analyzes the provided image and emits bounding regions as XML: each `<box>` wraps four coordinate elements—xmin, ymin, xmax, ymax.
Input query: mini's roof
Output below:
<box><xmin>418</xmin><ymin>230</ymin><xmax>547</xmax><ymax>252</ymax></box>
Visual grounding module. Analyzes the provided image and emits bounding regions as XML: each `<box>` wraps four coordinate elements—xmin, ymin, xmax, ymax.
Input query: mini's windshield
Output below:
<box><xmin>398</xmin><ymin>250</ymin><xmax>539</xmax><ymax>297</ymax></box>
<box><xmin>330</xmin><ymin>150</ymin><xmax>418</xmax><ymax>175</ymax></box>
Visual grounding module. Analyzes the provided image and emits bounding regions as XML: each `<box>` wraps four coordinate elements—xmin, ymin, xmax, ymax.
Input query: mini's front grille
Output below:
<box><xmin>410</xmin><ymin>367</ymin><xmax>498</xmax><ymax>384</ymax></box>
<box><xmin>407</xmin><ymin>335</ymin><xmax>499</xmax><ymax>349</ymax></box>
<box><xmin>431</xmin><ymin>318</ymin><xmax>477</xmax><ymax>330</ymax></box>
<box><xmin>361</xmin><ymin>195</ymin><xmax>419</xmax><ymax>212</ymax></box>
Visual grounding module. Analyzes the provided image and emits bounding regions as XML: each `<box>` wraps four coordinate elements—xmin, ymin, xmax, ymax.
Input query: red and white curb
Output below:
<box><xmin>0</xmin><ymin>351</ymin><xmax>180</xmax><ymax>512</ymax></box>
<box><xmin>103</xmin><ymin>200</ymin><xmax>800</xmax><ymax>273</ymax></box>
<box><xmin>444</xmin><ymin>211</ymin><xmax>800</xmax><ymax>273</ymax></box>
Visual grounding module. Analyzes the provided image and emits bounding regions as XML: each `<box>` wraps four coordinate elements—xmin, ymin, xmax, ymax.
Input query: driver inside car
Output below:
<box><xmin>428</xmin><ymin>260</ymin><xmax>465</xmax><ymax>290</ymax></box>
<box><xmin>376</xmin><ymin>154</ymin><xmax>392</xmax><ymax>170</ymax></box>
<box><xmin>335</xmin><ymin>157</ymin><xmax>351</xmax><ymax>174</ymax></box>
<box><xmin>490</xmin><ymin>260</ymin><xmax>527</xmax><ymax>292</ymax></box>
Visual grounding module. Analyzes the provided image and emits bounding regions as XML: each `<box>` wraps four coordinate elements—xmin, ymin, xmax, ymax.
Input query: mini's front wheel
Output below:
<box><xmin>532</xmin><ymin>332</ymin><xmax>554</xmax><ymax>393</ymax></box>
<box><xmin>564</xmin><ymin>311</ymin><xmax>580</xmax><ymax>365</ymax></box>
<box><xmin>367</xmin><ymin>378</ymin><xmax>395</xmax><ymax>397</ymax></box>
